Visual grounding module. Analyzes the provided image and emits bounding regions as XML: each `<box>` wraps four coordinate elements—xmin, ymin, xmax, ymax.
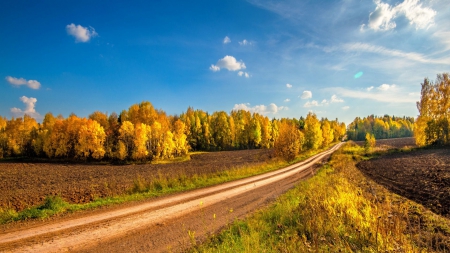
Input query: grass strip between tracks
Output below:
<box><xmin>0</xmin><ymin>145</ymin><xmax>334</xmax><ymax>224</ymax></box>
<box><xmin>193</xmin><ymin>142</ymin><xmax>450</xmax><ymax>252</ymax></box>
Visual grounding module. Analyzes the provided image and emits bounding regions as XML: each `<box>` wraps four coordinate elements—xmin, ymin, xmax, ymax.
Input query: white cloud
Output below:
<box><xmin>223</xmin><ymin>36</ymin><xmax>231</xmax><ymax>44</ymax></box>
<box><xmin>66</xmin><ymin>23</ymin><xmax>98</xmax><ymax>43</ymax></box>
<box><xmin>210</xmin><ymin>64</ymin><xmax>220</xmax><ymax>72</ymax></box>
<box><xmin>326</xmin><ymin>86</ymin><xmax>416</xmax><ymax>103</ymax></box>
<box><xmin>232</xmin><ymin>103</ymin><xmax>286</xmax><ymax>114</ymax></box>
<box><xmin>5</xmin><ymin>76</ymin><xmax>41</xmax><ymax>89</ymax></box>
<box><xmin>238</xmin><ymin>71</ymin><xmax>251</xmax><ymax>78</ymax></box>
<box><xmin>10</xmin><ymin>96</ymin><xmax>42</xmax><ymax>119</ymax></box>
<box><xmin>321</xmin><ymin>99</ymin><xmax>328</xmax><ymax>105</ymax></box>
<box><xmin>398</xmin><ymin>0</ymin><xmax>436</xmax><ymax>30</ymax></box>
<box><xmin>330</xmin><ymin>94</ymin><xmax>344</xmax><ymax>103</ymax></box>
<box><xmin>368</xmin><ymin>0</ymin><xmax>397</xmax><ymax>31</ymax></box>
<box><xmin>304</xmin><ymin>100</ymin><xmax>320</xmax><ymax>108</ymax></box>
<box><xmin>286</xmin><ymin>83</ymin><xmax>292</xmax><ymax>88</ymax></box>
<box><xmin>365</xmin><ymin>0</ymin><xmax>436</xmax><ymax>31</ymax></box>
<box><xmin>342</xmin><ymin>106</ymin><xmax>350</xmax><ymax>110</ymax></box>
<box><xmin>239</xmin><ymin>39</ymin><xmax>252</xmax><ymax>46</ymax></box>
<box><xmin>211</xmin><ymin>55</ymin><xmax>246</xmax><ymax>71</ymax></box>
<box><xmin>300</xmin><ymin>90</ymin><xmax>312</xmax><ymax>99</ymax></box>
<box><xmin>343</xmin><ymin>42</ymin><xmax>450</xmax><ymax>65</ymax></box>
<box><xmin>284</xmin><ymin>98</ymin><xmax>290</xmax><ymax>102</ymax></box>
<box><xmin>367</xmin><ymin>86</ymin><xmax>374</xmax><ymax>91</ymax></box>
<box><xmin>377</xmin><ymin>84</ymin><xmax>396</xmax><ymax>91</ymax></box>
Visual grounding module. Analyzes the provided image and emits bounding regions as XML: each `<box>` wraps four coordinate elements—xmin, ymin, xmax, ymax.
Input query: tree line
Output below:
<box><xmin>0</xmin><ymin>101</ymin><xmax>346</xmax><ymax>161</ymax></box>
<box><xmin>346</xmin><ymin>115</ymin><xmax>414</xmax><ymax>141</ymax></box>
<box><xmin>414</xmin><ymin>73</ymin><xmax>450</xmax><ymax>146</ymax></box>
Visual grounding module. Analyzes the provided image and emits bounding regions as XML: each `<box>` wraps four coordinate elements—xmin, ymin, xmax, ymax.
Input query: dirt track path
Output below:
<box><xmin>0</xmin><ymin>143</ymin><xmax>342</xmax><ymax>252</ymax></box>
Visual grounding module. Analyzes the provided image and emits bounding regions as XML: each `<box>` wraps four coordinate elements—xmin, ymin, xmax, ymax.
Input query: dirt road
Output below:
<box><xmin>0</xmin><ymin>143</ymin><xmax>342</xmax><ymax>252</ymax></box>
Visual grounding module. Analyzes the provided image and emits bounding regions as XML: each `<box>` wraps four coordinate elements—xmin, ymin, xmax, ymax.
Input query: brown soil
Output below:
<box><xmin>0</xmin><ymin>149</ymin><xmax>271</xmax><ymax>211</ymax></box>
<box><xmin>0</xmin><ymin>144</ymin><xmax>341</xmax><ymax>252</ymax></box>
<box><xmin>357</xmin><ymin>147</ymin><xmax>450</xmax><ymax>218</ymax></box>
<box><xmin>354</xmin><ymin>136</ymin><xmax>417</xmax><ymax>149</ymax></box>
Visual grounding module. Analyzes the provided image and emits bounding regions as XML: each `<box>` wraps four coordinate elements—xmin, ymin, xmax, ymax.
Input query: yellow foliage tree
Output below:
<box><xmin>76</xmin><ymin>119</ymin><xmax>106</xmax><ymax>160</ymax></box>
<box><xmin>132</xmin><ymin>123</ymin><xmax>149</xmax><ymax>160</ymax></box>
<box><xmin>321</xmin><ymin>120</ymin><xmax>334</xmax><ymax>147</ymax></box>
<box><xmin>274</xmin><ymin>122</ymin><xmax>304</xmax><ymax>161</ymax></box>
<box><xmin>304</xmin><ymin>113</ymin><xmax>323</xmax><ymax>150</ymax></box>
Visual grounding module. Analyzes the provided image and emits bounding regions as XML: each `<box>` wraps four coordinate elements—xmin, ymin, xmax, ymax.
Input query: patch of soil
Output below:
<box><xmin>357</xmin><ymin>147</ymin><xmax>450</xmax><ymax>217</ymax></box>
<box><xmin>354</xmin><ymin>137</ymin><xmax>417</xmax><ymax>149</ymax></box>
<box><xmin>0</xmin><ymin>149</ymin><xmax>272</xmax><ymax>211</ymax></box>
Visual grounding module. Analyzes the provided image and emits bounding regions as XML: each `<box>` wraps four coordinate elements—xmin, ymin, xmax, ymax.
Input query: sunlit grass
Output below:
<box><xmin>193</xmin><ymin>142</ymin><xmax>450</xmax><ymax>252</ymax></box>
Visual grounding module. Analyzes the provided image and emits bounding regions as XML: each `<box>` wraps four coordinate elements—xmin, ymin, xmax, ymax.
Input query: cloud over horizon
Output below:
<box><xmin>232</xmin><ymin>102</ymin><xmax>287</xmax><ymax>114</ymax></box>
<box><xmin>10</xmin><ymin>96</ymin><xmax>42</xmax><ymax>119</ymax></box>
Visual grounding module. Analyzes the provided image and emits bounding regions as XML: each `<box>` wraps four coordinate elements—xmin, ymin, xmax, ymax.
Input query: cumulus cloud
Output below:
<box><xmin>209</xmin><ymin>65</ymin><xmax>220</xmax><ymax>72</ymax></box>
<box><xmin>342</xmin><ymin>106</ymin><xmax>350</xmax><ymax>110</ymax></box>
<box><xmin>367</xmin><ymin>86</ymin><xmax>374</xmax><ymax>91</ymax></box>
<box><xmin>286</xmin><ymin>83</ymin><xmax>292</xmax><ymax>88</ymax></box>
<box><xmin>300</xmin><ymin>91</ymin><xmax>312</xmax><ymax>99</ymax></box>
<box><xmin>210</xmin><ymin>55</ymin><xmax>246</xmax><ymax>72</ymax></box>
<box><xmin>232</xmin><ymin>103</ymin><xmax>286</xmax><ymax>114</ymax></box>
<box><xmin>284</xmin><ymin>98</ymin><xmax>290</xmax><ymax>102</ymax></box>
<box><xmin>10</xmin><ymin>96</ymin><xmax>42</xmax><ymax>119</ymax></box>
<box><xmin>238</xmin><ymin>71</ymin><xmax>250</xmax><ymax>78</ymax></box>
<box><xmin>364</xmin><ymin>0</ymin><xmax>436</xmax><ymax>31</ymax></box>
<box><xmin>239</xmin><ymin>39</ymin><xmax>251</xmax><ymax>46</ymax></box>
<box><xmin>223</xmin><ymin>36</ymin><xmax>231</xmax><ymax>44</ymax></box>
<box><xmin>5</xmin><ymin>76</ymin><xmax>41</xmax><ymax>89</ymax></box>
<box><xmin>66</xmin><ymin>23</ymin><xmax>98</xmax><ymax>42</ymax></box>
<box><xmin>377</xmin><ymin>84</ymin><xmax>396</xmax><ymax>91</ymax></box>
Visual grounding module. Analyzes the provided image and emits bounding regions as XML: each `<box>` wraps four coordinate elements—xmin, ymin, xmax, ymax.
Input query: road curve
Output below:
<box><xmin>0</xmin><ymin>143</ymin><xmax>343</xmax><ymax>252</ymax></box>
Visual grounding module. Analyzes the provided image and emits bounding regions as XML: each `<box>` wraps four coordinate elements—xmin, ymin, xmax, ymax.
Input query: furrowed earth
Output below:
<box><xmin>0</xmin><ymin>149</ymin><xmax>271</xmax><ymax>212</ymax></box>
<box><xmin>355</xmin><ymin>138</ymin><xmax>450</xmax><ymax>218</ymax></box>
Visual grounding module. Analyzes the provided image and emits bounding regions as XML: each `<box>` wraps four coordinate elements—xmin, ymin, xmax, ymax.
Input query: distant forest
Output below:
<box><xmin>0</xmin><ymin>102</ymin><xmax>346</xmax><ymax>161</ymax></box>
<box><xmin>346</xmin><ymin>115</ymin><xmax>415</xmax><ymax>141</ymax></box>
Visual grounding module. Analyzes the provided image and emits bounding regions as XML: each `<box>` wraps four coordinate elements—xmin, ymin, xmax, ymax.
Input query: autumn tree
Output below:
<box><xmin>364</xmin><ymin>133</ymin><xmax>376</xmax><ymax>152</ymax></box>
<box><xmin>76</xmin><ymin>119</ymin><xmax>106</xmax><ymax>160</ymax></box>
<box><xmin>304</xmin><ymin>113</ymin><xmax>323</xmax><ymax>150</ymax></box>
<box><xmin>415</xmin><ymin>73</ymin><xmax>450</xmax><ymax>146</ymax></box>
<box><xmin>321</xmin><ymin>119</ymin><xmax>334</xmax><ymax>147</ymax></box>
<box><xmin>274</xmin><ymin>121</ymin><xmax>304</xmax><ymax>161</ymax></box>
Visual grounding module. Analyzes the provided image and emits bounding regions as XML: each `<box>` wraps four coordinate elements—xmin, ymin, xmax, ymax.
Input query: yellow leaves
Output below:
<box><xmin>132</xmin><ymin>123</ymin><xmax>149</xmax><ymax>161</ymax></box>
<box><xmin>274</xmin><ymin>122</ymin><xmax>302</xmax><ymax>161</ymax></box>
<box><xmin>76</xmin><ymin>119</ymin><xmax>106</xmax><ymax>160</ymax></box>
<box><xmin>415</xmin><ymin>73</ymin><xmax>450</xmax><ymax>146</ymax></box>
<box><xmin>305</xmin><ymin>112</ymin><xmax>323</xmax><ymax>150</ymax></box>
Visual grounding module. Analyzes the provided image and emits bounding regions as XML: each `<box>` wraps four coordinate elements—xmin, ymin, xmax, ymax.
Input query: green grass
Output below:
<box><xmin>193</xmin><ymin>142</ymin><xmax>450</xmax><ymax>252</ymax></box>
<box><xmin>0</xmin><ymin>145</ymin><xmax>334</xmax><ymax>224</ymax></box>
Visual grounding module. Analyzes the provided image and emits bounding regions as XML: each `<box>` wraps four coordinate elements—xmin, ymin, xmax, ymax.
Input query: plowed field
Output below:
<box><xmin>357</xmin><ymin>145</ymin><xmax>450</xmax><ymax>217</ymax></box>
<box><xmin>0</xmin><ymin>149</ymin><xmax>271</xmax><ymax>211</ymax></box>
<box><xmin>354</xmin><ymin>136</ymin><xmax>417</xmax><ymax>149</ymax></box>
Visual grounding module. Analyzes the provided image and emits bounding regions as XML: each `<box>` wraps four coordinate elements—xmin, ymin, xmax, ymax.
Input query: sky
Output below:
<box><xmin>1</xmin><ymin>0</ymin><xmax>449</xmax><ymax>124</ymax></box>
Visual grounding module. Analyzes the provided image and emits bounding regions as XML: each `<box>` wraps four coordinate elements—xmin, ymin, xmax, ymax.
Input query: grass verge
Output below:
<box><xmin>0</xmin><ymin>146</ymin><xmax>333</xmax><ymax>224</ymax></box>
<box><xmin>193</xmin><ymin>142</ymin><xmax>450</xmax><ymax>252</ymax></box>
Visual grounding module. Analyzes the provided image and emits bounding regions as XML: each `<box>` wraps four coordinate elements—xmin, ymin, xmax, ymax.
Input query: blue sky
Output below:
<box><xmin>1</xmin><ymin>0</ymin><xmax>449</xmax><ymax>124</ymax></box>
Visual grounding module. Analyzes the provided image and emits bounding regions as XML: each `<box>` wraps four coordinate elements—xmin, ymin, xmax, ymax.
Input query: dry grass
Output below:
<box><xmin>194</xmin><ymin>142</ymin><xmax>450</xmax><ymax>252</ymax></box>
